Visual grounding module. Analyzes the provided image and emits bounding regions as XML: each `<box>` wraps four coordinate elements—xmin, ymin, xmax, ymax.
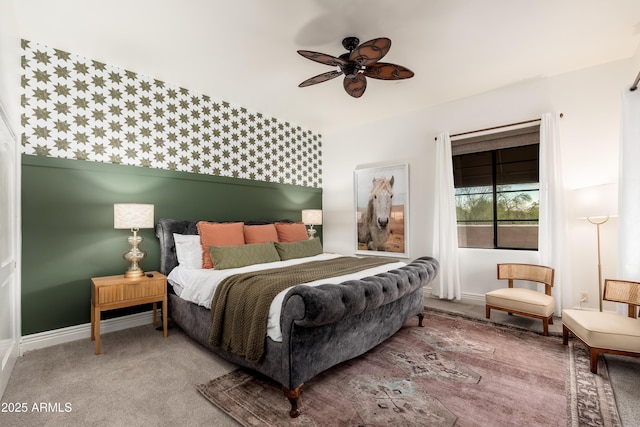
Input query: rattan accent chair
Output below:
<box><xmin>562</xmin><ymin>279</ymin><xmax>640</xmax><ymax>373</ymax></box>
<box><xmin>486</xmin><ymin>263</ymin><xmax>555</xmax><ymax>336</ymax></box>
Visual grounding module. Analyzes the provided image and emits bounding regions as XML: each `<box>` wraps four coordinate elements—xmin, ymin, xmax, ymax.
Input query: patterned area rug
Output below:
<box><xmin>197</xmin><ymin>310</ymin><xmax>620</xmax><ymax>427</ymax></box>
<box><xmin>567</xmin><ymin>340</ymin><xmax>621</xmax><ymax>427</ymax></box>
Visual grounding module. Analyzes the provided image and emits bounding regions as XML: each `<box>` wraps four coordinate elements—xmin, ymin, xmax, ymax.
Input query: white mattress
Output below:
<box><xmin>167</xmin><ymin>253</ymin><xmax>405</xmax><ymax>342</ymax></box>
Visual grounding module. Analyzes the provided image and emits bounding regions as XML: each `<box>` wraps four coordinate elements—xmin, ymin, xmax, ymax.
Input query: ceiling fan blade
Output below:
<box><xmin>364</xmin><ymin>63</ymin><xmax>415</xmax><ymax>80</ymax></box>
<box><xmin>299</xmin><ymin>70</ymin><xmax>343</xmax><ymax>87</ymax></box>
<box><xmin>343</xmin><ymin>73</ymin><xmax>367</xmax><ymax>98</ymax></box>
<box><xmin>297</xmin><ymin>50</ymin><xmax>347</xmax><ymax>67</ymax></box>
<box><xmin>349</xmin><ymin>37</ymin><xmax>391</xmax><ymax>66</ymax></box>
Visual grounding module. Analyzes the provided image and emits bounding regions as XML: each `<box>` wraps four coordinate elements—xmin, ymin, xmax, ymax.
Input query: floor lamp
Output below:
<box><xmin>572</xmin><ymin>184</ymin><xmax>618</xmax><ymax>312</ymax></box>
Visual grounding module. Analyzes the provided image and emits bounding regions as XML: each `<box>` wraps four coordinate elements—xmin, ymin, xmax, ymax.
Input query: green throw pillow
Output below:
<box><xmin>274</xmin><ymin>239</ymin><xmax>323</xmax><ymax>261</ymax></box>
<box><xmin>209</xmin><ymin>242</ymin><xmax>280</xmax><ymax>270</ymax></box>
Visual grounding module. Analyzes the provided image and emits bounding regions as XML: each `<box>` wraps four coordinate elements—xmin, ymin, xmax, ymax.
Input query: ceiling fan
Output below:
<box><xmin>297</xmin><ymin>36</ymin><xmax>414</xmax><ymax>98</ymax></box>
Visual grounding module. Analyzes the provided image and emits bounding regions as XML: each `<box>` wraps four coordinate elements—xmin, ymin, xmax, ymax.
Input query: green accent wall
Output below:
<box><xmin>21</xmin><ymin>155</ymin><xmax>322</xmax><ymax>335</ymax></box>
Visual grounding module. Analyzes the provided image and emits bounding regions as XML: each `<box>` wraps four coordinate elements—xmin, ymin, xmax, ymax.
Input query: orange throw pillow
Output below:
<box><xmin>274</xmin><ymin>222</ymin><xmax>309</xmax><ymax>242</ymax></box>
<box><xmin>244</xmin><ymin>224</ymin><xmax>279</xmax><ymax>244</ymax></box>
<box><xmin>196</xmin><ymin>221</ymin><xmax>245</xmax><ymax>268</ymax></box>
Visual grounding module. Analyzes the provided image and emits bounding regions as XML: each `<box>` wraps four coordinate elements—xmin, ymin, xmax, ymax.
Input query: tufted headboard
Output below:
<box><xmin>155</xmin><ymin>218</ymin><xmax>199</xmax><ymax>276</ymax></box>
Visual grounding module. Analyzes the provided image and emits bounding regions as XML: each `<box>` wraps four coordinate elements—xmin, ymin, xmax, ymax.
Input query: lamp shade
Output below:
<box><xmin>572</xmin><ymin>184</ymin><xmax>618</xmax><ymax>219</ymax></box>
<box><xmin>114</xmin><ymin>204</ymin><xmax>155</xmax><ymax>229</ymax></box>
<box><xmin>301</xmin><ymin>209</ymin><xmax>322</xmax><ymax>226</ymax></box>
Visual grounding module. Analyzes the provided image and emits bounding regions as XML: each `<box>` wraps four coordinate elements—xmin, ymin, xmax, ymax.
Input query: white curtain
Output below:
<box><xmin>618</xmin><ymin>87</ymin><xmax>640</xmax><ymax>283</ymax></box>
<box><xmin>538</xmin><ymin>112</ymin><xmax>572</xmax><ymax>316</ymax></box>
<box><xmin>433</xmin><ymin>133</ymin><xmax>461</xmax><ymax>300</ymax></box>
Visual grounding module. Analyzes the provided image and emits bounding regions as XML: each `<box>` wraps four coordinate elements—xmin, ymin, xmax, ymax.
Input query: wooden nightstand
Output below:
<box><xmin>90</xmin><ymin>271</ymin><xmax>168</xmax><ymax>355</ymax></box>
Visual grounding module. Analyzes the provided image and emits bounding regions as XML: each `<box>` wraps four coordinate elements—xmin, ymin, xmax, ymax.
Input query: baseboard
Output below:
<box><xmin>19</xmin><ymin>309</ymin><xmax>159</xmax><ymax>355</ymax></box>
<box><xmin>423</xmin><ymin>286</ymin><xmax>485</xmax><ymax>305</ymax></box>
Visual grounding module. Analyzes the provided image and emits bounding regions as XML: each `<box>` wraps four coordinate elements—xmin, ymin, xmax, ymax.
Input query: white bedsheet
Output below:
<box><xmin>167</xmin><ymin>253</ymin><xmax>406</xmax><ymax>342</ymax></box>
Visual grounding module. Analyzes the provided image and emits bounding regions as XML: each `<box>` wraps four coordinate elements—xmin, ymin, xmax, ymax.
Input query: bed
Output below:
<box><xmin>155</xmin><ymin>218</ymin><xmax>439</xmax><ymax>417</ymax></box>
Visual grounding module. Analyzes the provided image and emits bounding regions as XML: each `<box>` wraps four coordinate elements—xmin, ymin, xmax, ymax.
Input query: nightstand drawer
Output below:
<box><xmin>96</xmin><ymin>279</ymin><xmax>165</xmax><ymax>304</ymax></box>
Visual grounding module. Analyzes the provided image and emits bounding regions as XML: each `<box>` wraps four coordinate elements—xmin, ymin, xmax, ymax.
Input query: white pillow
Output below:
<box><xmin>173</xmin><ymin>233</ymin><xmax>202</xmax><ymax>269</ymax></box>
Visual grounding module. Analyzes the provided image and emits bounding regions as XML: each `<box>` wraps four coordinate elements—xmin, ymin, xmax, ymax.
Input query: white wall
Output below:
<box><xmin>323</xmin><ymin>58</ymin><xmax>634</xmax><ymax>309</ymax></box>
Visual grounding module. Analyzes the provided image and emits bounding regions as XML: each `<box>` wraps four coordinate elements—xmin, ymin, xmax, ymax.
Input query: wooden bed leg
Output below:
<box><xmin>282</xmin><ymin>385</ymin><xmax>303</xmax><ymax>418</ymax></box>
<box><xmin>417</xmin><ymin>312</ymin><xmax>424</xmax><ymax>327</ymax></box>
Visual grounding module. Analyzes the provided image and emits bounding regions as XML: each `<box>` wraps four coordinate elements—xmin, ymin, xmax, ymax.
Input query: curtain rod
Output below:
<box><xmin>631</xmin><ymin>70</ymin><xmax>640</xmax><ymax>91</ymax></box>
<box><xmin>434</xmin><ymin>114</ymin><xmax>563</xmax><ymax>141</ymax></box>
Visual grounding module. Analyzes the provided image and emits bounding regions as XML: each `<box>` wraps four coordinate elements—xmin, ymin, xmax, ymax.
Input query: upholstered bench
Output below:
<box><xmin>486</xmin><ymin>264</ymin><xmax>555</xmax><ymax>336</ymax></box>
<box><xmin>562</xmin><ymin>279</ymin><xmax>640</xmax><ymax>373</ymax></box>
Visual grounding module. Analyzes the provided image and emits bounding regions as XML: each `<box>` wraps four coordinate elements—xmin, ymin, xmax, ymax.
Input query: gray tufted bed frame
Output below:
<box><xmin>156</xmin><ymin>218</ymin><xmax>439</xmax><ymax>417</ymax></box>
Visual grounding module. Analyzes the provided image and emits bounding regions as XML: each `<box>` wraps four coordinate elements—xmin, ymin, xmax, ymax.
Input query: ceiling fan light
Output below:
<box><xmin>341</xmin><ymin>62</ymin><xmax>359</xmax><ymax>79</ymax></box>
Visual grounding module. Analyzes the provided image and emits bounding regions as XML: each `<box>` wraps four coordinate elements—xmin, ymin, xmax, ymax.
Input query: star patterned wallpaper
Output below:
<box><xmin>21</xmin><ymin>40</ymin><xmax>322</xmax><ymax>188</ymax></box>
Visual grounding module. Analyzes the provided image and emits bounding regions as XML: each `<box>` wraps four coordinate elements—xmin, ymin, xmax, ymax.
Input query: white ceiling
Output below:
<box><xmin>11</xmin><ymin>0</ymin><xmax>640</xmax><ymax>134</ymax></box>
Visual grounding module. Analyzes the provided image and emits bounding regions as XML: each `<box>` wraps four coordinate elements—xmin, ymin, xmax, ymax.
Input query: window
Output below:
<box><xmin>452</xmin><ymin>126</ymin><xmax>540</xmax><ymax>250</ymax></box>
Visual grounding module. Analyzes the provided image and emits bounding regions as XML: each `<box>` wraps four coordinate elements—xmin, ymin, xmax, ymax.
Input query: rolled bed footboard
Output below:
<box><xmin>277</xmin><ymin>256</ymin><xmax>439</xmax><ymax>412</ymax></box>
<box><xmin>280</xmin><ymin>256</ymin><xmax>439</xmax><ymax>328</ymax></box>
<box><xmin>280</xmin><ymin>286</ymin><xmax>426</xmax><ymax>391</ymax></box>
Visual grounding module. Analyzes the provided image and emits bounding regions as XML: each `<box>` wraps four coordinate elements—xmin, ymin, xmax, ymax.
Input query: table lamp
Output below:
<box><xmin>301</xmin><ymin>209</ymin><xmax>322</xmax><ymax>239</ymax></box>
<box><xmin>114</xmin><ymin>203</ymin><xmax>155</xmax><ymax>278</ymax></box>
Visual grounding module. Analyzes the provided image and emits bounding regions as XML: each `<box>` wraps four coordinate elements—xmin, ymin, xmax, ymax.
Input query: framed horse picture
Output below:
<box><xmin>354</xmin><ymin>163</ymin><xmax>409</xmax><ymax>257</ymax></box>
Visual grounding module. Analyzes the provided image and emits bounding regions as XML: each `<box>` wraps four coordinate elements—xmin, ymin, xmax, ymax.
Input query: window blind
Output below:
<box><xmin>451</xmin><ymin>125</ymin><xmax>540</xmax><ymax>156</ymax></box>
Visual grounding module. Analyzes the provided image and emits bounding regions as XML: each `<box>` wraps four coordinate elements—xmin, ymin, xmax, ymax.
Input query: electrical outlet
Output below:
<box><xmin>580</xmin><ymin>291</ymin><xmax>589</xmax><ymax>303</ymax></box>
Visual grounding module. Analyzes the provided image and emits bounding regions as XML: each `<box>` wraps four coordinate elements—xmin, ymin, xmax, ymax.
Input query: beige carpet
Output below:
<box><xmin>197</xmin><ymin>310</ymin><xmax>620</xmax><ymax>427</ymax></box>
<box><xmin>0</xmin><ymin>324</ymin><xmax>240</xmax><ymax>427</ymax></box>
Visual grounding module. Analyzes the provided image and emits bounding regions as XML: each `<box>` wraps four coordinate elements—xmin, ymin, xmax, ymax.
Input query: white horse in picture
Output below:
<box><xmin>358</xmin><ymin>176</ymin><xmax>394</xmax><ymax>251</ymax></box>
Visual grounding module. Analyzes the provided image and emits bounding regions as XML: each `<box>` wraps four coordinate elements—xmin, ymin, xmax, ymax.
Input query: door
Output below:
<box><xmin>0</xmin><ymin>103</ymin><xmax>19</xmax><ymax>398</ymax></box>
